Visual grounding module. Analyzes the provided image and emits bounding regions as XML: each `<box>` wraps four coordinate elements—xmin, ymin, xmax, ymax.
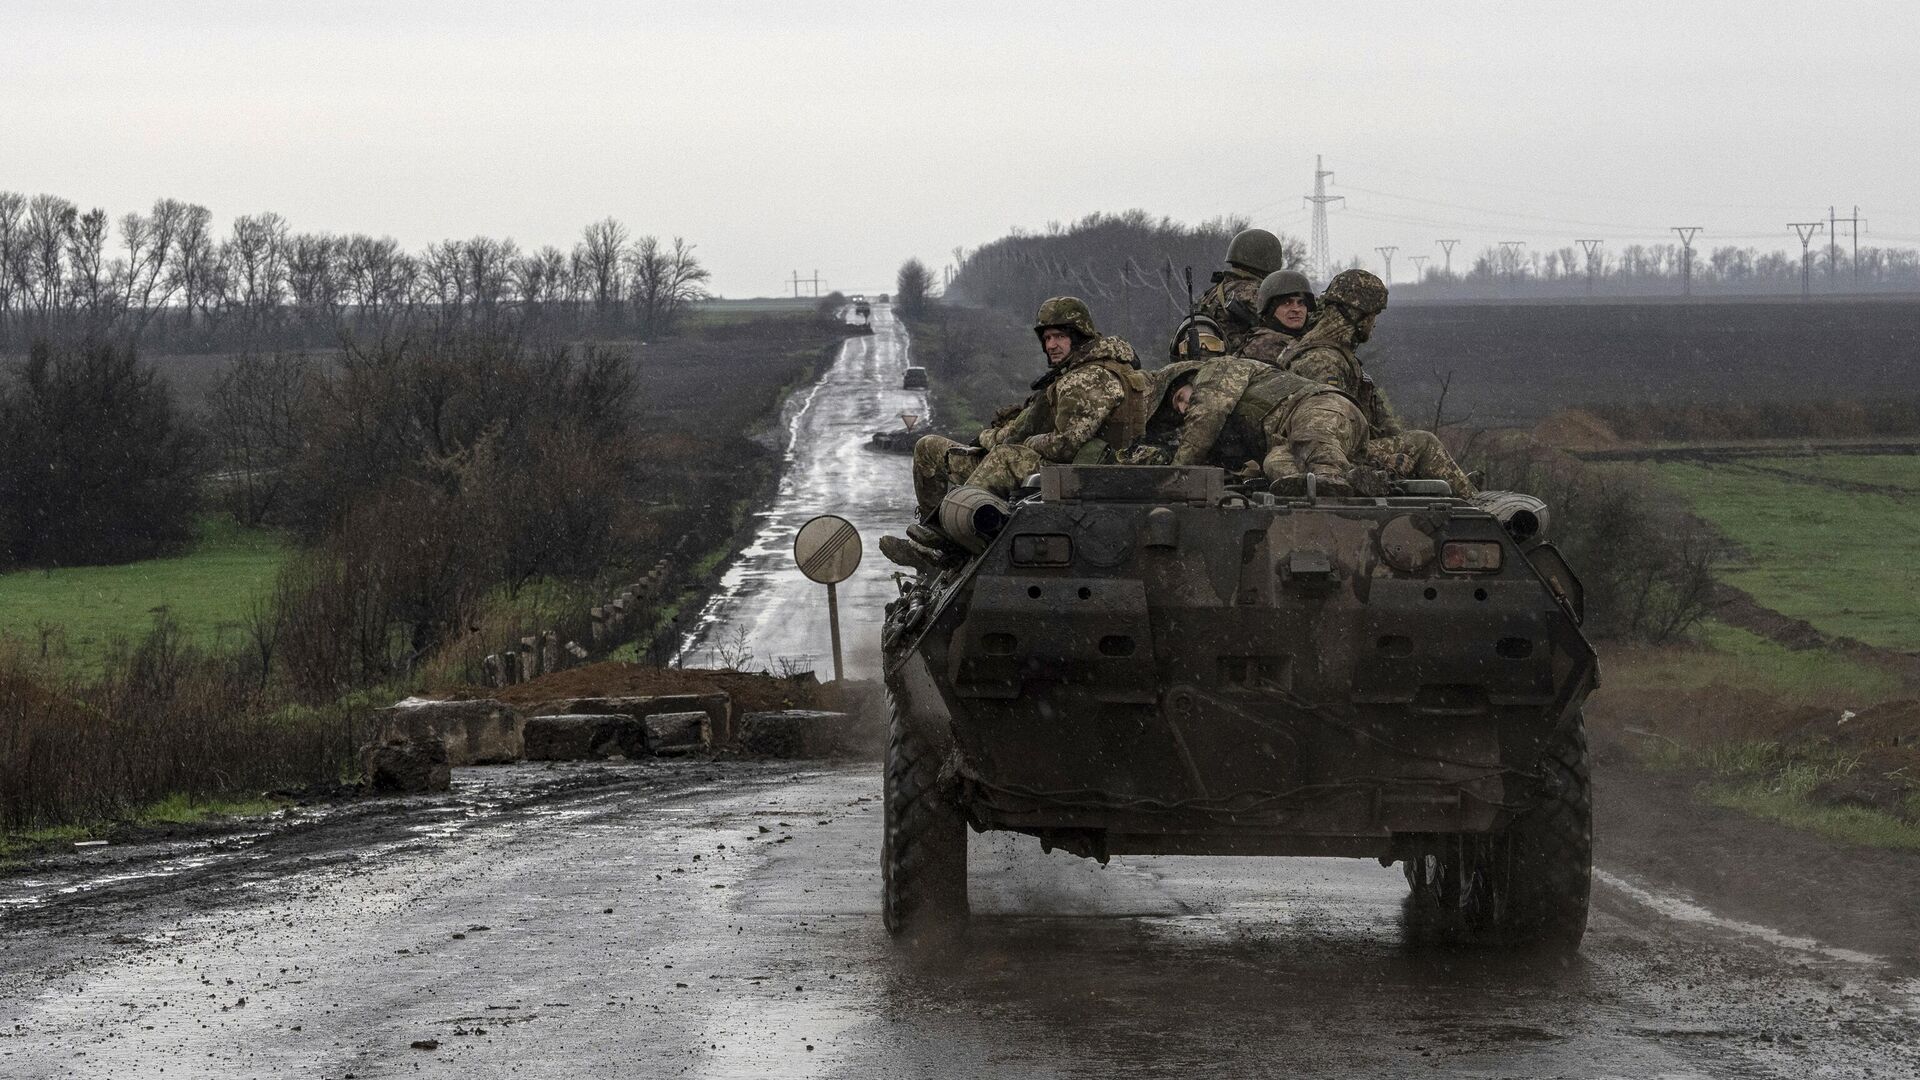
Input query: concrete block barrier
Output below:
<box><xmin>734</xmin><ymin>710</ymin><xmax>878</xmax><ymax>759</ymax></box>
<box><xmin>523</xmin><ymin>714</ymin><xmax>649</xmax><ymax>761</ymax></box>
<box><xmin>373</xmin><ymin>698</ymin><xmax>524</xmax><ymax>766</ymax></box>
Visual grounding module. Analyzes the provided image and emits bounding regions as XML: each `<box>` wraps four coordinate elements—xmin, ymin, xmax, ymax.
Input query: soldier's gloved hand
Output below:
<box><xmin>1345</xmin><ymin>466</ymin><xmax>1396</xmax><ymax>497</ymax></box>
<box><xmin>1227</xmin><ymin>460</ymin><xmax>1263</xmax><ymax>482</ymax></box>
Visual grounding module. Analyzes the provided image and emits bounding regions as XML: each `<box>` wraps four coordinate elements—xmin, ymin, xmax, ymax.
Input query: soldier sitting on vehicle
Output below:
<box><xmin>1165</xmin><ymin>314</ymin><xmax>1228</xmax><ymax>362</ymax></box>
<box><xmin>1263</xmin><ymin>268</ymin><xmax>1477</xmax><ymax>497</ymax></box>
<box><xmin>882</xmin><ymin>296</ymin><xmax>1150</xmax><ymax>572</ymax></box>
<box><xmin>1235</xmin><ymin>269</ymin><xmax>1318</xmax><ymax>366</ymax></box>
<box><xmin>1120</xmin><ymin>356</ymin><xmax>1393</xmax><ymax>496</ymax></box>
<box><xmin>1196</xmin><ymin>228</ymin><xmax>1289</xmax><ymax>354</ymax></box>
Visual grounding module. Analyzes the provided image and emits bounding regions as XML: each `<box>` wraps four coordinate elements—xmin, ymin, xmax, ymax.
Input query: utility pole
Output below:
<box><xmin>1375</xmin><ymin>245</ymin><xmax>1397</xmax><ymax>284</ymax></box>
<box><xmin>1499</xmin><ymin>241</ymin><xmax>1526</xmax><ymax>292</ymax></box>
<box><xmin>790</xmin><ymin>269</ymin><xmax>822</xmax><ymax>298</ymax></box>
<box><xmin>1408</xmin><ymin>255</ymin><xmax>1429</xmax><ymax>283</ymax></box>
<box><xmin>1671</xmin><ymin>227</ymin><xmax>1702</xmax><ymax>297</ymax></box>
<box><xmin>1828</xmin><ymin>206</ymin><xmax>1838</xmax><ymax>290</ymax></box>
<box><xmin>1303</xmin><ymin>155</ymin><xmax>1344</xmax><ymax>282</ymax></box>
<box><xmin>1437</xmin><ymin>239</ymin><xmax>1460</xmax><ymax>280</ymax></box>
<box><xmin>1830</xmin><ymin>206</ymin><xmax>1865</xmax><ymax>289</ymax></box>
<box><xmin>1788</xmin><ymin>222</ymin><xmax>1824</xmax><ymax>300</ymax></box>
<box><xmin>1577</xmin><ymin>239</ymin><xmax>1603</xmax><ymax>295</ymax></box>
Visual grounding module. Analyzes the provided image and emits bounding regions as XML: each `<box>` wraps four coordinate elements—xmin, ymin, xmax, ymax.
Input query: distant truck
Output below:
<box><xmin>901</xmin><ymin>366</ymin><xmax>929</xmax><ymax>390</ymax></box>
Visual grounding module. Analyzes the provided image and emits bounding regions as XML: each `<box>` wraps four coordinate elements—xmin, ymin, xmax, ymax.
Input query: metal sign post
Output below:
<box><xmin>792</xmin><ymin>514</ymin><xmax>862</xmax><ymax>682</ymax></box>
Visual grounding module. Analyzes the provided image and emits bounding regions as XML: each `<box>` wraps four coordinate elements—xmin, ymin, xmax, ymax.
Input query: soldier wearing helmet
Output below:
<box><xmin>886</xmin><ymin>297</ymin><xmax>1148</xmax><ymax>570</ymax></box>
<box><xmin>1263</xmin><ymin>269</ymin><xmax>1475</xmax><ymax>496</ymax></box>
<box><xmin>1271</xmin><ymin>269</ymin><xmax>1396</xmax><ymax>427</ymax></box>
<box><xmin>1166</xmin><ymin>314</ymin><xmax>1227</xmax><ymax>361</ymax></box>
<box><xmin>1237</xmin><ymin>269</ymin><xmax>1319</xmax><ymax>365</ymax></box>
<box><xmin>1119</xmin><ymin>357</ymin><xmax>1383</xmax><ymax>495</ymax></box>
<box><xmin>1195</xmin><ymin>228</ymin><xmax>1288</xmax><ymax>353</ymax></box>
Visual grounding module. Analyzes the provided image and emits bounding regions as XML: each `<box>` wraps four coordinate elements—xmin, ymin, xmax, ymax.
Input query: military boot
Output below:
<box><xmin>1344</xmin><ymin>466</ymin><xmax>1396</xmax><ymax>497</ymax></box>
<box><xmin>879</xmin><ymin>534</ymin><xmax>948</xmax><ymax>576</ymax></box>
<box><xmin>1270</xmin><ymin>472</ymin><xmax>1355</xmax><ymax>497</ymax></box>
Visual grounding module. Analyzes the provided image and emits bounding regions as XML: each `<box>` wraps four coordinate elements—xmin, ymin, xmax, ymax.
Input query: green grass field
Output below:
<box><xmin>1653</xmin><ymin>454</ymin><xmax>1920</xmax><ymax>650</ymax></box>
<box><xmin>0</xmin><ymin>517</ymin><xmax>290</xmax><ymax>669</ymax></box>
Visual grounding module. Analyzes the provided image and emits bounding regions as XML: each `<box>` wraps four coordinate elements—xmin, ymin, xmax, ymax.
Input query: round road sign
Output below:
<box><xmin>793</xmin><ymin>514</ymin><xmax>862</xmax><ymax>585</ymax></box>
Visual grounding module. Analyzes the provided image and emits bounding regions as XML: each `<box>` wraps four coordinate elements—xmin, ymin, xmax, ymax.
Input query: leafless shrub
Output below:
<box><xmin>1459</xmin><ymin>431</ymin><xmax>1723</xmax><ymax>642</ymax></box>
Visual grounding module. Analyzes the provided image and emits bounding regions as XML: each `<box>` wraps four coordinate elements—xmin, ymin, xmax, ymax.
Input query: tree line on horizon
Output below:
<box><xmin>1394</xmin><ymin>238</ymin><xmax>1920</xmax><ymax>299</ymax></box>
<box><xmin>0</xmin><ymin>192</ymin><xmax>713</xmax><ymax>353</ymax></box>
<box><xmin>941</xmin><ymin>210</ymin><xmax>1305</xmax><ymax>350</ymax></box>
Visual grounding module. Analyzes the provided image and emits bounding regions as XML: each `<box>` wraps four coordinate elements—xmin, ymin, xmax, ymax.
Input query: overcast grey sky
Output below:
<box><xmin>5</xmin><ymin>0</ymin><xmax>1916</xmax><ymax>296</ymax></box>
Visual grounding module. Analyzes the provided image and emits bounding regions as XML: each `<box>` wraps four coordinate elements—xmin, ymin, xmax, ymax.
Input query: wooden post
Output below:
<box><xmin>827</xmin><ymin>581</ymin><xmax>844</xmax><ymax>682</ymax></box>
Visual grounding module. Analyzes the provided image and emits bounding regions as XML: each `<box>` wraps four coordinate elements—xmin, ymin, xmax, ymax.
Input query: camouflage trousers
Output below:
<box><xmin>1364</xmin><ymin>431</ymin><xmax>1477</xmax><ymax>497</ymax></box>
<box><xmin>910</xmin><ymin>435</ymin><xmax>1045</xmax><ymax>518</ymax></box>
<box><xmin>1260</xmin><ymin>393</ymin><xmax>1367</xmax><ymax>485</ymax></box>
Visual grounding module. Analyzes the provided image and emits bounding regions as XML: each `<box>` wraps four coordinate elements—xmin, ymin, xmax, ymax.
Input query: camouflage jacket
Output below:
<box><xmin>1195</xmin><ymin>269</ymin><xmax>1262</xmax><ymax>353</ymax></box>
<box><xmin>1168</xmin><ymin>357</ymin><xmax>1348</xmax><ymax>467</ymax></box>
<box><xmin>997</xmin><ymin>336</ymin><xmax>1149</xmax><ymax>463</ymax></box>
<box><xmin>1237</xmin><ymin>326</ymin><xmax>1304</xmax><ymax>366</ymax></box>
<box><xmin>1276</xmin><ymin>316</ymin><xmax>1402</xmax><ymax>436</ymax></box>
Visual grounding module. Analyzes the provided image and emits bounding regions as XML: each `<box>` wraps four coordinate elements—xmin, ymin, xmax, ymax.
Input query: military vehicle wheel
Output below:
<box><xmin>1495</xmin><ymin>713</ymin><xmax>1592</xmax><ymax>951</ymax></box>
<box><xmin>882</xmin><ymin>702</ymin><xmax>968</xmax><ymax>940</ymax></box>
<box><xmin>1403</xmin><ymin>715</ymin><xmax>1591</xmax><ymax>951</ymax></box>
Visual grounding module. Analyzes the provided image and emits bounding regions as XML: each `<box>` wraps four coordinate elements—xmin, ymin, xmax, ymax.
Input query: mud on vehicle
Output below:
<box><xmin>881</xmin><ymin>465</ymin><xmax>1597</xmax><ymax>950</ymax></box>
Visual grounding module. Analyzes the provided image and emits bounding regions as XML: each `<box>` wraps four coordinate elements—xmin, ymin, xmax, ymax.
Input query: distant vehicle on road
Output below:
<box><xmin>901</xmin><ymin>366</ymin><xmax>929</xmax><ymax>390</ymax></box>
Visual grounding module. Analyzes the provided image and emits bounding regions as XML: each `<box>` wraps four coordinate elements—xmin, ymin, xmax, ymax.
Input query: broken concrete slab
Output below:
<box><xmin>645</xmin><ymin>711</ymin><xmax>708</xmax><ymax>754</ymax></box>
<box><xmin>363</xmin><ymin>737</ymin><xmax>451</xmax><ymax>794</ymax></box>
<box><xmin>530</xmin><ymin>694</ymin><xmax>732</xmax><ymax>747</ymax></box>
<box><xmin>734</xmin><ymin>710</ymin><xmax>879</xmax><ymax>759</ymax></box>
<box><xmin>523</xmin><ymin>714</ymin><xmax>649</xmax><ymax>761</ymax></box>
<box><xmin>373</xmin><ymin>698</ymin><xmax>524</xmax><ymax>765</ymax></box>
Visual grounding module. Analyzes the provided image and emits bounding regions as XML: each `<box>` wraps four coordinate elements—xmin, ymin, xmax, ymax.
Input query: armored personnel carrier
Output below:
<box><xmin>880</xmin><ymin>465</ymin><xmax>1597</xmax><ymax>950</ymax></box>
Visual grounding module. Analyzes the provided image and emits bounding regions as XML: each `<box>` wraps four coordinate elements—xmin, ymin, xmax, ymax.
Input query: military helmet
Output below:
<box><xmin>1225</xmin><ymin>228</ymin><xmax>1286</xmax><ymax>277</ymax></box>
<box><xmin>1256</xmin><ymin>269</ymin><xmax>1317</xmax><ymax>318</ymax></box>
<box><xmin>1167</xmin><ymin>315</ymin><xmax>1227</xmax><ymax>360</ymax></box>
<box><xmin>1321</xmin><ymin>269</ymin><xmax>1389</xmax><ymax>318</ymax></box>
<box><xmin>1152</xmin><ymin>359</ymin><xmax>1207</xmax><ymax>406</ymax></box>
<box><xmin>1033</xmin><ymin>296</ymin><xmax>1098</xmax><ymax>342</ymax></box>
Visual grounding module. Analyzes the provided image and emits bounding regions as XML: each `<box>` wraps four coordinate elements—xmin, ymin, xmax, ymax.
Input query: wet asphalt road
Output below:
<box><xmin>5</xmin><ymin>311</ymin><xmax>1919</xmax><ymax>1077</ymax></box>
<box><xmin>677</xmin><ymin>302</ymin><xmax>924</xmax><ymax>679</ymax></box>
<box><xmin>3</xmin><ymin>763</ymin><xmax>1918</xmax><ymax>1078</ymax></box>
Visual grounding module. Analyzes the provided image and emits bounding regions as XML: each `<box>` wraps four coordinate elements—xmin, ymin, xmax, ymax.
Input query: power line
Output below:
<box><xmin>1303</xmin><ymin>154</ymin><xmax>1344</xmax><ymax>282</ymax></box>
<box><xmin>1577</xmin><ymin>239</ymin><xmax>1603</xmax><ymax>294</ymax></box>
<box><xmin>1671</xmin><ymin>227</ymin><xmax>1703</xmax><ymax>297</ymax></box>
<box><xmin>1375</xmin><ymin>245</ymin><xmax>1397</xmax><ymax>284</ymax></box>
<box><xmin>1830</xmin><ymin>205</ymin><xmax>1865</xmax><ymax>289</ymax></box>
<box><xmin>1408</xmin><ymin>254</ymin><xmax>1429</xmax><ymax>283</ymax></box>
<box><xmin>1437</xmin><ymin>239</ymin><xmax>1460</xmax><ymax>279</ymax></box>
<box><xmin>1788</xmin><ymin>222</ymin><xmax>1825</xmax><ymax>299</ymax></box>
<box><xmin>1498</xmin><ymin>241</ymin><xmax>1526</xmax><ymax>289</ymax></box>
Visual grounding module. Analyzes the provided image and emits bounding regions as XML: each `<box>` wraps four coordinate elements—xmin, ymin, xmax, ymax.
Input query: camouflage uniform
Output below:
<box><xmin>1237</xmin><ymin>326</ymin><xmax>1303</xmax><ymax>367</ymax></box>
<box><xmin>1364</xmin><ymin>432</ymin><xmax>1478</xmax><ymax>497</ymax></box>
<box><xmin>1194</xmin><ymin>268</ymin><xmax>1262</xmax><ymax>353</ymax></box>
<box><xmin>1130</xmin><ymin>358</ymin><xmax>1368</xmax><ymax>487</ymax></box>
<box><xmin>911</xmin><ymin>299</ymin><xmax>1147</xmax><ymax>515</ymax></box>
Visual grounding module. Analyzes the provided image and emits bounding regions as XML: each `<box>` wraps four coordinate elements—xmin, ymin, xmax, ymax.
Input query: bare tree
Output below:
<box><xmin>0</xmin><ymin>192</ymin><xmax>24</xmax><ymax>341</ymax></box>
<box><xmin>577</xmin><ymin>217</ymin><xmax>629</xmax><ymax>320</ymax></box>
<box><xmin>627</xmin><ymin>235</ymin><xmax>710</xmax><ymax>336</ymax></box>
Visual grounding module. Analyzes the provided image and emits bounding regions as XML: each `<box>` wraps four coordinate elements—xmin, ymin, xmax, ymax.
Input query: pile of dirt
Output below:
<box><xmin>1592</xmin><ymin>681</ymin><xmax>1920</xmax><ymax>822</ymax></box>
<box><xmin>1530</xmin><ymin>408</ymin><xmax>1621</xmax><ymax>451</ymax></box>
<box><xmin>1790</xmin><ymin>699</ymin><xmax>1920</xmax><ymax>795</ymax></box>
<box><xmin>482</xmin><ymin>662</ymin><xmax>821</xmax><ymax>714</ymax></box>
